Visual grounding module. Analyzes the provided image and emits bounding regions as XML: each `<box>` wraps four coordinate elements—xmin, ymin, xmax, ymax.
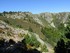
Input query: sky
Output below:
<box><xmin>0</xmin><ymin>0</ymin><xmax>70</xmax><ymax>14</ymax></box>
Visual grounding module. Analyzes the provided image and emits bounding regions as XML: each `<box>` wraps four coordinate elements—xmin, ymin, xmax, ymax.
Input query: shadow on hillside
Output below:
<box><xmin>0</xmin><ymin>39</ymin><xmax>41</xmax><ymax>53</ymax></box>
<box><xmin>54</xmin><ymin>39</ymin><xmax>70</xmax><ymax>53</ymax></box>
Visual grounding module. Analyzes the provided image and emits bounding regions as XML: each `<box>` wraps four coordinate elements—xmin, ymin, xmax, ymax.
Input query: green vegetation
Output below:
<box><xmin>41</xmin><ymin>45</ymin><xmax>48</xmax><ymax>52</ymax></box>
<box><xmin>0</xmin><ymin>15</ymin><xmax>45</xmax><ymax>40</ymax></box>
<box><xmin>0</xmin><ymin>13</ymin><xmax>3</xmax><ymax>16</ymax></box>
<box><xmin>28</xmin><ymin>27</ymin><xmax>33</xmax><ymax>32</ymax></box>
<box><xmin>0</xmin><ymin>12</ymin><xmax>70</xmax><ymax>52</ymax></box>
<box><xmin>41</xmin><ymin>27</ymin><xmax>65</xmax><ymax>46</ymax></box>
<box><xmin>54</xmin><ymin>21</ymin><xmax>70</xmax><ymax>53</ymax></box>
<box><xmin>25</xmin><ymin>34</ymin><xmax>40</xmax><ymax>48</ymax></box>
<box><xmin>39</xmin><ymin>16</ymin><xmax>49</xmax><ymax>27</ymax></box>
<box><xmin>54</xmin><ymin>38</ymin><xmax>70</xmax><ymax>53</ymax></box>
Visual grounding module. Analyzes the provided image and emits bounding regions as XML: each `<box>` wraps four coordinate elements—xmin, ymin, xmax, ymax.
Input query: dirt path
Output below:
<box><xmin>34</xmin><ymin>33</ymin><xmax>54</xmax><ymax>53</ymax></box>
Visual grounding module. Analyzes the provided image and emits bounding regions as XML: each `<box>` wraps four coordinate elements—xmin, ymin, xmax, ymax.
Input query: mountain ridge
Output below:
<box><xmin>0</xmin><ymin>11</ymin><xmax>70</xmax><ymax>53</ymax></box>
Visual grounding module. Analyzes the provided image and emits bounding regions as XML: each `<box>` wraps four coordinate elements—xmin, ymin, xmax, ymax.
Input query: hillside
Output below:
<box><xmin>0</xmin><ymin>11</ymin><xmax>70</xmax><ymax>53</ymax></box>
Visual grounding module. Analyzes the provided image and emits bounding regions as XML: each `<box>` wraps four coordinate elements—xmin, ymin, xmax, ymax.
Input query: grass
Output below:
<box><xmin>25</xmin><ymin>34</ymin><xmax>40</xmax><ymax>48</ymax></box>
<box><xmin>41</xmin><ymin>27</ymin><xmax>65</xmax><ymax>46</ymax></box>
<box><xmin>0</xmin><ymin>16</ymin><xmax>46</xmax><ymax>40</ymax></box>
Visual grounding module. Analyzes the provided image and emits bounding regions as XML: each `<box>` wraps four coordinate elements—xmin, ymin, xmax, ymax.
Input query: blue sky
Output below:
<box><xmin>0</xmin><ymin>0</ymin><xmax>70</xmax><ymax>13</ymax></box>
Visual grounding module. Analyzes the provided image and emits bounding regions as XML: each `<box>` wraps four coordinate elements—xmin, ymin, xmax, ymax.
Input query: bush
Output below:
<box><xmin>41</xmin><ymin>27</ymin><xmax>63</xmax><ymax>46</ymax></box>
<box><xmin>54</xmin><ymin>39</ymin><xmax>70</xmax><ymax>53</ymax></box>
<box><xmin>0</xmin><ymin>13</ymin><xmax>3</xmax><ymax>16</ymax></box>
<box><xmin>25</xmin><ymin>34</ymin><xmax>40</xmax><ymax>48</ymax></box>
<box><xmin>41</xmin><ymin>45</ymin><xmax>48</xmax><ymax>52</ymax></box>
<box><xmin>4</xmin><ymin>19</ymin><xmax>9</xmax><ymax>24</ymax></box>
<box><xmin>0</xmin><ymin>39</ymin><xmax>41</xmax><ymax>53</ymax></box>
<box><xmin>28</xmin><ymin>27</ymin><xmax>33</xmax><ymax>32</ymax></box>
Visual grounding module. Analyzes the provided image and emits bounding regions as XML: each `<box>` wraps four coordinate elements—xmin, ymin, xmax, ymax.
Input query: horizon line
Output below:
<box><xmin>0</xmin><ymin>11</ymin><xmax>70</xmax><ymax>14</ymax></box>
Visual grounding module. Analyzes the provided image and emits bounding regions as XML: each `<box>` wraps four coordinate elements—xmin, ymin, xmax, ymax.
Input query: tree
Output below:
<box><xmin>0</xmin><ymin>13</ymin><xmax>3</xmax><ymax>16</ymax></box>
<box><xmin>3</xmin><ymin>11</ymin><xmax>8</xmax><ymax>16</ymax></box>
<box><xmin>9</xmin><ymin>11</ymin><xmax>13</xmax><ymax>14</ymax></box>
<box><xmin>54</xmin><ymin>39</ymin><xmax>70</xmax><ymax>53</ymax></box>
<box><xmin>65</xmin><ymin>26</ymin><xmax>70</xmax><ymax>39</ymax></box>
<box><xmin>65</xmin><ymin>33</ymin><xmax>70</xmax><ymax>39</ymax></box>
<box><xmin>54</xmin><ymin>39</ymin><xmax>66</xmax><ymax>53</ymax></box>
<box><xmin>66</xmin><ymin>41</ymin><xmax>70</xmax><ymax>53</ymax></box>
<box><xmin>28</xmin><ymin>27</ymin><xmax>33</xmax><ymax>32</ymax></box>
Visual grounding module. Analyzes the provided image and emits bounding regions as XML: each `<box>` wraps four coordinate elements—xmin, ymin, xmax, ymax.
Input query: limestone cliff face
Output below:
<box><xmin>4</xmin><ymin>12</ymin><xmax>70</xmax><ymax>28</ymax></box>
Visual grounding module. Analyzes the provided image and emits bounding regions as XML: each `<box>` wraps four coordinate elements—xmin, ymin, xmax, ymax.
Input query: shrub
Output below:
<box><xmin>41</xmin><ymin>45</ymin><xmax>48</xmax><ymax>52</ymax></box>
<box><xmin>25</xmin><ymin>34</ymin><xmax>40</xmax><ymax>48</ymax></box>
<box><xmin>28</xmin><ymin>27</ymin><xmax>33</xmax><ymax>32</ymax></box>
